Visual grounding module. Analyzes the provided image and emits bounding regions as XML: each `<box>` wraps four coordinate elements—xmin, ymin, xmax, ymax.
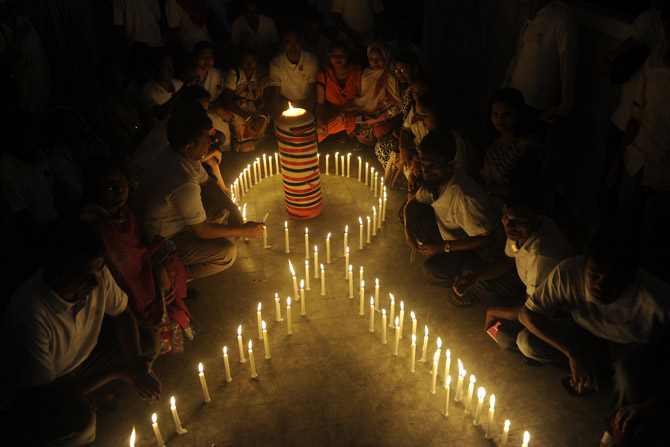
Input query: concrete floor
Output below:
<box><xmin>96</xmin><ymin>137</ymin><xmax>609</xmax><ymax>446</ymax></box>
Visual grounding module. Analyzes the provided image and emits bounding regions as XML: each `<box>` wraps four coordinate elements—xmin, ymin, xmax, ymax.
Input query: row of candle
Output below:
<box><xmin>323</xmin><ymin>153</ymin><xmax>385</xmax><ymax>195</ymax></box>
<box><xmin>231</xmin><ymin>153</ymin><xmax>280</xmax><ymax>204</ymax></box>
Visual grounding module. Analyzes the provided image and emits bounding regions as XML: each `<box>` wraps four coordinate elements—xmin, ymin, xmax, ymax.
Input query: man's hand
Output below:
<box><xmin>228</xmin><ymin>207</ymin><xmax>244</xmax><ymax>227</ymax></box>
<box><xmin>119</xmin><ymin>356</ymin><xmax>161</xmax><ymax>402</ymax></box>
<box><xmin>217</xmin><ymin>108</ymin><xmax>234</xmax><ymax>123</ymax></box>
<box><xmin>316</xmin><ymin>121</ymin><xmax>328</xmax><ymax>138</ymax></box>
<box><xmin>399</xmin><ymin>146</ymin><xmax>412</xmax><ymax>168</ymax></box>
<box><xmin>567</xmin><ymin>348</ymin><xmax>599</xmax><ymax>393</ymax></box>
<box><xmin>416</xmin><ymin>242</ymin><xmax>444</xmax><ymax>257</ymax></box>
<box><xmin>239</xmin><ymin>221</ymin><xmax>265</xmax><ymax>239</ymax></box>
<box><xmin>453</xmin><ymin>272</ymin><xmax>479</xmax><ymax>297</ymax></box>
<box><xmin>404</xmin><ymin>228</ymin><xmax>419</xmax><ymax>251</ymax></box>
<box><xmin>615</xmin><ymin>402</ymin><xmax>653</xmax><ymax>434</ymax></box>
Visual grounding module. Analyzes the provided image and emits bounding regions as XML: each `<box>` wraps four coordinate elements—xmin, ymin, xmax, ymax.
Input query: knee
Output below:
<box><xmin>496</xmin><ymin>324</ymin><xmax>521</xmax><ymax>352</ymax></box>
<box><xmin>421</xmin><ymin>258</ymin><xmax>442</xmax><ymax>285</ymax></box>
<box><xmin>515</xmin><ymin>329</ymin><xmax>535</xmax><ymax>358</ymax></box>
<box><xmin>47</xmin><ymin>398</ymin><xmax>97</xmax><ymax>447</ymax></box>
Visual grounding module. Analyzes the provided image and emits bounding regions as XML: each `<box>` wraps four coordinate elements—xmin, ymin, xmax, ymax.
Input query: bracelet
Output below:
<box><xmin>444</xmin><ymin>241</ymin><xmax>451</xmax><ymax>253</ymax></box>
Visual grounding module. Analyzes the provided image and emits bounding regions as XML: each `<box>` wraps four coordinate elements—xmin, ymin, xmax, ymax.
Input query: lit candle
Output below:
<box><xmin>435</xmin><ymin>337</ymin><xmax>442</xmax><ymax>366</ymax></box>
<box><xmin>257</xmin><ymin>302</ymin><xmax>263</xmax><ymax>340</ymax></box>
<box><xmin>256</xmin><ymin>158</ymin><xmax>261</xmax><ymax>182</ymax></box>
<box><xmin>341</xmin><ymin>154</ymin><xmax>345</xmax><ymax>176</ymax></box>
<box><xmin>382</xmin><ymin>190</ymin><xmax>388</xmax><ymax>222</ymax></box>
<box><xmin>410</xmin><ymin>311</ymin><xmax>417</xmax><ymax>338</ymax></box>
<box><xmin>410</xmin><ymin>334</ymin><xmax>416</xmax><ymax>373</ymax></box>
<box><xmin>347</xmin><ymin>153</ymin><xmax>351</xmax><ymax>177</ymax></box>
<box><xmin>263</xmin><ymin>153</ymin><xmax>268</xmax><ymax>177</ymax></box>
<box><xmin>262</xmin><ymin>320</ymin><xmax>271</xmax><ymax>359</ymax></box>
<box><xmin>348</xmin><ymin>264</ymin><xmax>354</xmax><ymax>299</ymax></box>
<box><xmin>420</xmin><ymin>325</ymin><xmax>429</xmax><ymax>362</ymax></box>
<box><xmin>465</xmin><ymin>375</ymin><xmax>476</xmax><ymax>414</ymax></box>
<box><xmin>474</xmin><ymin>387</ymin><xmax>486</xmax><ymax>425</ymax></box>
<box><xmin>359</xmin><ymin>280</ymin><xmax>365</xmax><ymax>315</ymax></box>
<box><xmin>248</xmin><ymin>340</ymin><xmax>258</xmax><ymax>379</ymax></box>
<box><xmin>455</xmin><ymin>360</ymin><xmax>465</xmax><ymax>401</ymax></box>
<box><xmin>430</xmin><ymin>351</ymin><xmax>439</xmax><ymax>394</ymax></box>
<box><xmin>485</xmin><ymin>395</ymin><xmax>495</xmax><ymax>438</ymax></box>
<box><xmin>372</xmin><ymin>206</ymin><xmax>377</xmax><ymax>236</ymax></box>
<box><xmin>370</xmin><ymin>168</ymin><xmax>375</xmax><ymax>191</ymax></box>
<box><xmin>393</xmin><ymin>316</ymin><xmax>400</xmax><ymax>356</ymax></box>
<box><xmin>369</xmin><ymin>297</ymin><xmax>375</xmax><ymax>332</ymax></box>
<box><xmin>245</xmin><ymin>165</ymin><xmax>251</xmax><ymax>189</ymax></box>
<box><xmin>500</xmin><ymin>420</ymin><xmax>511</xmax><ymax>446</ymax></box>
<box><xmin>320</xmin><ymin>264</ymin><xmax>326</xmax><ymax>295</ymax></box>
<box><xmin>343</xmin><ymin>225</ymin><xmax>348</xmax><ymax>256</ymax></box>
<box><xmin>237</xmin><ymin>325</ymin><xmax>246</xmax><ymax>363</ymax></box>
<box><xmin>252</xmin><ymin>161</ymin><xmax>258</xmax><ymax>184</ymax></box>
<box><xmin>365</xmin><ymin>162</ymin><xmax>369</xmax><ymax>185</ymax></box>
<box><xmin>334</xmin><ymin>151</ymin><xmax>339</xmax><ymax>175</ymax></box>
<box><xmin>130</xmin><ymin>426</ymin><xmax>135</xmax><ymax>447</ymax></box>
<box><xmin>305</xmin><ymin>228</ymin><xmax>309</xmax><ymax>259</ymax></box>
<box><xmin>284</xmin><ymin>221</ymin><xmax>290</xmax><ymax>253</ymax></box>
<box><xmin>262</xmin><ymin>226</ymin><xmax>268</xmax><ymax>248</ymax></box>
<box><xmin>222</xmin><ymin>347</ymin><xmax>232</xmax><ymax>382</ymax></box>
<box><xmin>444</xmin><ymin>349</ymin><xmax>451</xmax><ymax>379</ymax></box>
<box><xmin>381</xmin><ymin>309</ymin><xmax>387</xmax><ymax>344</ymax></box>
<box><xmin>366</xmin><ymin>217</ymin><xmax>371</xmax><ymax>243</ymax></box>
<box><xmin>443</xmin><ymin>376</ymin><xmax>452</xmax><ymax>416</ymax></box>
<box><xmin>304</xmin><ymin>260</ymin><xmax>310</xmax><ymax>290</ymax></box>
<box><xmin>344</xmin><ymin>246</ymin><xmax>350</xmax><ymax>279</ymax></box>
<box><xmin>358</xmin><ymin>217</ymin><xmax>363</xmax><ymax>250</ymax></box>
<box><xmin>388</xmin><ymin>293</ymin><xmax>395</xmax><ymax>328</ymax></box>
<box><xmin>314</xmin><ymin>246</ymin><xmax>319</xmax><ymax>278</ymax></box>
<box><xmin>374</xmin><ymin>171</ymin><xmax>379</xmax><ymax>197</ymax></box>
<box><xmin>151</xmin><ymin>413</ymin><xmax>166</xmax><ymax>447</ymax></box>
<box><xmin>289</xmin><ymin>260</ymin><xmax>299</xmax><ymax>302</ymax></box>
<box><xmin>287</xmin><ymin>297</ymin><xmax>293</xmax><ymax>335</ymax></box>
<box><xmin>325</xmin><ymin>154</ymin><xmax>329</xmax><ymax>175</ymax></box>
<box><xmin>269</xmin><ymin>155</ymin><xmax>273</xmax><ymax>176</ymax></box>
<box><xmin>359</xmin><ymin>266</ymin><xmax>364</xmax><ymax>285</ymax></box>
<box><xmin>275</xmin><ymin>151</ymin><xmax>280</xmax><ymax>173</ymax></box>
<box><xmin>238</xmin><ymin>174</ymin><xmax>244</xmax><ymax>195</ymax></box>
<box><xmin>170</xmin><ymin>396</ymin><xmax>187</xmax><ymax>434</ymax></box>
<box><xmin>522</xmin><ymin>431</ymin><xmax>530</xmax><ymax>447</ymax></box>
<box><xmin>399</xmin><ymin>301</ymin><xmax>405</xmax><ymax>339</ymax></box>
<box><xmin>300</xmin><ymin>279</ymin><xmax>306</xmax><ymax>316</ymax></box>
<box><xmin>198</xmin><ymin>363</ymin><xmax>211</xmax><ymax>403</ymax></box>
<box><xmin>377</xmin><ymin>198</ymin><xmax>382</xmax><ymax>230</ymax></box>
<box><xmin>374</xmin><ymin>278</ymin><xmax>379</xmax><ymax>310</ymax></box>
<box><xmin>275</xmin><ymin>293</ymin><xmax>283</xmax><ymax>322</ymax></box>
<box><xmin>326</xmin><ymin>233</ymin><xmax>331</xmax><ymax>264</ymax></box>
<box><xmin>357</xmin><ymin>156</ymin><xmax>362</xmax><ymax>181</ymax></box>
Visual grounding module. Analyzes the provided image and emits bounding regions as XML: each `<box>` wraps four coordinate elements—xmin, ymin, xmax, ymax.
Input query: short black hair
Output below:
<box><xmin>417</xmin><ymin>89</ymin><xmax>447</xmax><ymax>126</ymax></box>
<box><xmin>44</xmin><ymin>219</ymin><xmax>106</xmax><ymax>267</ymax></box>
<box><xmin>167</xmin><ymin>100</ymin><xmax>212</xmax><ymax>149</ymax></box>
<box><xmin>148</xmin><ymin>47</ymin><xmax>171</xmax><ymax>69</ymax></box>
<box><xmin>193</xmin><ymin>41</ymin><xmax>215</xmax><ymax>56</ymax></box>
<box><xmin>419</xmin><ymin>129</ymin><xmax>457</xmax><ymax>162</ymax></box>
<box><xmin>585</xmin><ymin>229</ymin><xmax>639</xmax><ymax>278</ymax></box>
<box><xmin>394</xmin><ymin>50</ymin><xmax>421</xmax><ymax>71</ymax></box>
<box><xmin>503</xmin><ymin>185</ymin><xmax>544</xmax><ymax>216</ymax></box>
<box><xmin>81</xmin><ymin>156</ymin><xmax>125</xmax><ymax>202</ymax></box>
<box><xmin>328</xmin><ymin>39</ymin><xmax>350</xmax><ymax>54</ymax></box>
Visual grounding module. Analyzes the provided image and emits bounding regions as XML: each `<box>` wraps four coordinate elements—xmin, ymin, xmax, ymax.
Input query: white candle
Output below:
<box><xmin>222</xmin><ymin>347</ymin><xmax>232</xmax><ymax>383</ymax></box>
<box><xmin>300</xmin><ymin>279</ymin><xmax>306</xmax><ymax>315</ymax></box>
<box><xmin>304</xmin><ymin>260</ymin><xmax>310</xmax><ymax>291</ymax></box>
<box><xmin>455</xmin><ymin>360</ymin><xmax>465</xmax><ymax>401</ymax></box>
<box><xmin>374</xmin><ymin>172</ymin><xmax>379</xmax><ymax>197</ymax></box>
<box><xmin>257</xmin><ymin>302</ymin><xmax>263</xmax><ymax>340</ymax></box>
<box><xmin>359</xmin><ymin>280</ymin><xmax>365</xmax><ymax>315</ymax></box>
<box><xmin>381</xmin><ymin>309</ymin><xmax>387</xmax><ymax>344</ymax></box>
<box><xmin>262</xmin><ymin>321</ymin><xmax>271</xmax><ymax>359</ymax></box>
<box><xmin>238</xmin><ymin>174</ymin><xmax>244</xmax><ymax>195</ymax></box>
<box><xmin>237</xmin><ymin>325</ymin><xmax>246</xmax><ymax>363</ymax></box>
<box><xmin>357</xmin><ymin>156</ymin><xmax>362</xmax><ymax>181</ymax></box>
<box><xmin>320</xmin><ymin>264</ymin><xmax>326</xmax><ymax>295</ymax></box>
<box><xmin>248</xmin><ymin>340</ymin><xmax>258</xmax><ymax>379</ymax></box>
<box><xmin>374</xmin><ymin>278</ymin><xmax>379</xmax><ymax>310</ymax></box>
<box><xmin>198</xmin><ymin>363</ymin><xmax>211</xmax><ymax>403</ymax></box>
<box><xmin>343</xmin><ymin>225</ymin><xmax>348</xmax><ymax>256</ymax></box>
<box><xmin>443</xmin><ymin>376</ymin><xmax>452</xmax><ymax>416</ymax></box>
<box><xmin>344</xmin><ymin>247</ymin><xmax>350</xmax><ymax>279</ymax></box>
<box><xmin>262</xmin><ymin>226</ymin><xmax>268</xmax><ymax>248</ymax></box>
<box><xmin>170</xmin><ymin>396</ymin><xmax>187</xmax><ymax>434</ymax></box>
<box><xmin>304</xmin><ymin>228</ymin><xmax>309</xmax><ymax>259</ymax></box>
<box><xmin>347</xmin><ymin>153</ymin><xmax>351</xmax><ymax>177</ymax></box>
<box><xmin>501</xmin><ymin>420</ymin><xmax>511</xmax><ymax>446</ymax></box>
<box><xmin>269</xmin><ymin>155</ymin><xmax>273</xmax><ymax>176</ymax></box>
<box><xmin>287</xmin><ymin>297</ymin><xmax>293</xmax><ymax>334</ymax></box>
<box><xmin>326</xmin><ymin>233</ymin><xmax>331</xmax><ymax>264</ymax></box>
<box><xmin>377</xmin><ymin>198</ymin><xmax>382</xmax><ymax>230</ymax></box>
<box><xmin>382</xmin><ymin>190</ymin><xmax>388</xmax><ymax>222</ymax></box>
<box><xmin>522</xmin><ymin>431</ymin><xmax>530</xmax><ymax>447</ymax></box>
<box><xmin>275</xmin><ymin>152</ymin><xmax>279</xmax><ymax>173</ymax></box>
<box><xmin>485</xmin><ymin>395</ymin><xmax>495</xmax><ymax>438</ymax></box>
<box><xmin>359</xmin><ymin>266</ymin><xmax>364</xmax><ymax>285</ymax></box>
<box><xmin>366</xmin><ymin>217</ymin><xmax>371</xmax><ymax>243</ymax></box>
<box><xmin>284</xmin><ymin>221</ymin><xmax>290</xmax><ymax>253</ymax></box>
<box><xmin>341</xmin><ymin>154</ymin><xmax>345</xmax><ymax>176</ymax></box>
<box><xmin>369</xmin><ymin>297</ymin><xmax>375</xmax><ymax>332</ymax></box>
<box><xmin>365</xmin><ymin>162</ymin><xmax>369</xmax><ymax>184</ymax></box>
<box><xmin>430</xmin><ymin>351</ymin><xmax>439</xmax><ymax>394</ymax></box>
<box><xmin>399</xmin><ymin>301</ymin><xmax>405</xmax><ymax>339</ymax></box>
<box><xmin>444</xmin><ymin>349</ymin><xmax>451</xmax><ymax>379</ymax></box>
<box><xmin>372</xmin><ymin>206</ymin><xmax>377</xmax><ymax>236</ymax></box>
<box><xmin>474</xmin><ymin>387</ymin><xmax>486</xmax><ymax>425</ymax></box>
<box><xmin>358</xmin><ymin>217</ymin><xmax>363</xmax><ymax>250</ymax></box>
<box><xmin>370</xmin><ymin>168</ymin><xmax>375</xmax><ymax>190</ymax></box>
<box><xmin>420</xmin><ymin>325</ymin><xmax>429</xmax><ymax>362</ymax></box>
<box><xmin>275</xmin><ymin>293</ymin><xmax>283</xmax><ymax>322</ymax></box>
<box><xmin>151</xmin><ymin>413</ymin><xmax>166</xmax><ymax>447</ymax></box>
<box><xmin>253</xmin><ymin>161</ymin><xmax>258</xmax><ymax>184</ymax></box>
<box><xmin>242</xmin><ymin>203</ymin><xmax>248</xmax><ymax>241</ymax></box>
<box><xmin>435</xmin><ymin>337</ymin><xmax>442</xmax><ymax>367</ymax></box>
<box><xmin>465</xmin><ymin>375</ymin><xmax>476</xmax><ymax>414</ymax></box>
<box><xmin>314</xmin><ymin>246</ymin><xmax>319</xmax><ymax>278</ymax></box>
<box><xmin>393</xmin><ymin>316</ymin><xmax>400</xmax><ymax>356</ymax></box>
<box><xmin>289</xmin><ymin>260</ymin><xmax>299</xmax><ymax>301</ymax></box>
<box><xmin>410</xmin><ymin>334</ymin><xmax>416</xmax><ymax>373</ymax></box>
<box><xmin>325</xmin><ymin>154</ymin><xmax>329</xmax><ymax>175</ymax></box>
<box><xmin>410</xmin><ymin>311</ymin><xmax>417</xmax><ymax>338</ymax></box>
<box><xmin>348</xmin><ymin>264</ymin><xmax>354</xmax><ymax>299</ymax></box>
<box><xmin>388</xmin><ymin>293</ymin><xmax>395</xmax><ymax>327</ymax></box>
<box><xmin>263</xmin><ymin>153</ymin><xmax>268</xmax><ymax>177</ymax></box>
<box><xmin>245</xmin><ymin>165</ymin><xmax>250</xmax><ymax>189</ymax></box>
<box><xmin>334</xmin><ymin>151</ymin><xmax>339</xmax><ymax>175</ymax></box>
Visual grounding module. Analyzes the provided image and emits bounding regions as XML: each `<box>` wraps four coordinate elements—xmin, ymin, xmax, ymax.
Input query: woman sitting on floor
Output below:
<box><xmin>80</xmin><ymin>157</ymin><xmax>196</xmax><ymax>354</ymax></box>
<box><xmin>223</xmin><ymin>48</ymin><xmax>270</xmax><ymax>152</ymax></box>
<box><xmin>315</xmin><ymin>40</ymin><xmax>363</xmax><ymax>143</ymax></box>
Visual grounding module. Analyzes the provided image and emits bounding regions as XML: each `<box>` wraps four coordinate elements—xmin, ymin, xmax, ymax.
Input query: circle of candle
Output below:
<box><xmin>369</xmin><ymin>297</ymin><xmax>375</xmax><ymax>332</ymax></box>
<box><xmin>314</xmin><ymin>246</ymin><xmax>319</xmax><ymax>278</ymax></box>
<box><xmin>444</xmin><ymin>349</ymin><xmax>451</xmax><ymax>379</ymax></box>
<box><xmin>430</xmin><ymin>350</ymin><xmax>439</xmax><ymax>394</ymax></box>
<box><xmin>343</xmin><ymin>225</ymin><xmax>348</xmax><ymax>256</ymax></box>
<box><xmin>500</xmin><ymin>420</ymin><xmax>511</xmax><ymax>446</ymax></box>
<box><xmin>388</xmin><ymin>293</ymin><xmax>395</xmax><ymax>328</ymax></box>
<box><xmin>325</xmin><ymin>154</ymin><xmax>329</xmax><ymax>175</ymax></box>
<box><xmin>300</xmin><ymin>279</ymin><xmax>306</xmax><ymax>315</ymax></box>
<box><xmin>485</xmin><ymin>394</ymin><xmax>495</xmax><ymax>439</ymax></box>
<box><xmin>410</xmin><ymin>334</ymin><xmax>416</xmax><ymax>373</ymax></box>
<box><xmin>256</xmin><ymin>302</ymin><xmax>263</xmax><ymax>340</ymax></box>
<box><xmin>358</xmin><ymin>217</ymin><xmax>364</xmax><ymax>250</ymax></box>
<box><xmin>248</xmin><ymin>340</ymin><xmax>258</xmax><ymax>379</ymax></box>
<box><xmin>289</xmin><ymin>260</ymin><xmax>299</xmax><ymax>301</ymax></box>
<box><xmin>410</xmin><ymin>311</ymin><xmax>417</xmax><ymax>338</ymax></box>
<box><xmin>198</xmin><ymin>362</ymin><xmax>211</xmax><ymax>403</ymax></box>
<box><xmin>304</xmin><ymin>260</ymin><xmax>310</xmax><ymax>290</ymax></box>
<box><xmin>464</xmin><ymin>374</ymin><xmax>476</xmax><ymax>414</ymax></box>
<box><xmin>275</xmin><ymin>293</ymin><xmax>283</xmax><ymax>322</ymax></box>
<box><xmin>359</xmin><ymin>280</ymin><xmax>365</xmax><ymax>315</ymax></box>
<box><xmin>365</xmin><ymin>162</ymin><xmax>369</xmax><ymax>184</ymax></box>
<box><xmin>170</xmin><ymin>396</ymin><xmax>188</xmax><ymax>434</ymax></box>
<box><xmin>420</xmin><ymin>325</ymin><xmax>429</xmax><ymax>362</ymax></box>
<box><xmin>348</xmin><ymin>264</ymin><xmax>354</xmax><ymax>299</ymax></box>
<box><xmin>284</xmin><ymin>221</ymin><xmax>290</xmax><ymax>253</ymax></box>
<box><xmin>455</xmin><ymin>360</ymin><xmax>465</xmax><ymax>401</ymax></box>
<box><xmin>398</xmin><ymin>301</ymin><xmax>405</xmax><ymax>339</ymax></box>
<box><xmin>372</xmin><ymin>206</ymin><xmax>377</xmax><ymax>236</ymax></box>
<box><xmin>320</xmin><ymin>264</ymin><xmax>326</xmax><ymax>295</ymax></box>
<box><xmin>442</xmin><ymin>375</ymin><xmax>452</xmax><ymax>416</ymax></box>
<box><xmin>474</xmin><ymin>387</ymin><xmax>486</xmax><ymax>425</ymax></box>
<box><xmin>357</xmin><ymin>156</ymin><xmax>362</xmax><ymax>181</ymax></box>
<box><xmin>522</xmin><ymin>431</ymin><xmax>530</xmax><ymax>447</ymax></box>
<box><xmin>381</xmin><ymin>309</ymin><xmax>387</xmax><ymax>344</ymax></box>
<box><xmin>237</xmin><ymin>325</ymin><xmax>246</xmax><ymax>363</ymax></box>
<box><xmin>344</xmin><ymin>247</ymin><xmax>350</xmax><ymax>279</ymax></box>
<box><xmin>304</xmin><ymin>228</ymin><xmax>309</xmax><ymax>259</ymax></box>
<box><xmin>152</xmin><ymin>413</ymin><xmax>166</xmax><ymax>447</ymax></box>
<box><xmin>334</xmin><ymin>151</ymin><xmax>339</xmax><ymax>175</ymax></box>
<box><xmin>222</xmin><ymin>346</ymin><xmax>232</xmax><ymax>382</ymax></box>
<box><xmin>130</xmin><ymin>426</ymin><xmax>136</xmax><ymax>447</ymax></box>
<box><xmin>366</xmin><ymin>217</ymin><xmax>371</xmax><ymax>243</ymax></box>
<box><xmin>286</xmin><ymin>297</ymin><xmax>293</xmax><ymax>334</ymax></box>
<box><xmin>326</xmin><ymin>233</ymin><xmax>331</xmax><ymax>264</ymax></box>
<box><xmin>393</xmin><ymin>316</ymin><xmax>400</xmax><ymax>356</ymax></box>
<box><xmin>262</xmin><ymin>320</ymin><xmax>271</xmax><ymax>359</ymax></box>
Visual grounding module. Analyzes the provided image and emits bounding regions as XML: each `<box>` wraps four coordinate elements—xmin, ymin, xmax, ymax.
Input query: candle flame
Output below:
<box><xmin>275</xmin><ymin>292</ymin><xmax>279</xmax><ymax>299</ymax></box>
<box><xmin>248</xmin><ymin>339</ymin><xmax>252</xmax><ymax>349</ymax></box>
<box><xmin>395</xmin><ymin>316</ymin><xmax>399</xmax><ymax>326</ymax></box>
<box><xmin>346</xmin><ymin>247</ymin><xmax>349</xmax><ymax>254</ymax></box>
<box><xmin>470</xmin><ymin>374</ymin><xmax>476</xmax><ymax>384</ymax></box>
<box><xmin>289</xmin><ymin>260</ymin><xmax>295</xmax><ymax>276</ymax></box>
<box><xmin>262</xmin><ymin>320</ymin><xmax>266</xmax><ymax>330</ymax></box>
<box><xmin>345</xmin><ymin>225</ymin><xmax>348</xmax><ymax>233</ymax></box>
<box><xmin>349</xmin><ymin>264</ymin><xmax>352</xmax><ymax>272</ymax></box>
<box><xmin>370</xmin><ymin>297</ymin><xmax>374</xmax><ymax>305</ymax></box>
<box><xmin>223</xmin><ymin>346</ymin><xmax>228</xmax><ymax>354</ymax></box>
<box><xmin>367</xmin><ymin>216</ymin><xmax>371</xmax><ymax>222</ymax></box>
<box><xmin>152</xmin><ymin>413</ymin><xmax>157</xmax><ymax>423</ymax></box>
<box><xmin>305</xmin><ymin>227</ymin><xmax>308</xmax><ymax>234</ymax></box>
<box><xmin>360</xmin><ymin>266</ymin><xmax>364</xmax><ymax>272</ymax></box>
<box><xmin>242</xmin><ymin>203</ymin><xmax>247</xmax><ymax>218</ymax></box>
<box><xmin>283</xmin><ymin>101</ymin><xmax>306</xmax><ymax>117</ymax></box>
<box><xmin>375</xmin><ymin>278</ymin><xmax>379</xmax><ymax>286</ymax></box>
<box><xmin>305</xmin><ymin>259</ymin><xmax>309</xmax><ymax>267</ymax></box>
<box><xmin>446</xmin><ymin>348</ymin><xmax>451</xmax><ymax>358</ymax></box>
<box><xmin>478</xmin><ymin>387</ymin><xmax>486</xmax><ymax>399</ymax></box>
<box><xmin>358</xmin><ymin>156</ymin><xmax>361</xmax><ymax>161</ymax></box>
<box><xmin>130</xmin><ymin>426</ymin><xmax>135</xmax><ymax>447</ymax></box>
<box><xmin>523</xmin><ymin>431</ymin><xmax>530</xmax><ymax>443</ymax></box>
<box><xmin>285</xmin><ymin>221</ymin><xmax>288</xmax><ymax>228</ymax></box>
<box><xmin>321</xmin><ymin>264</ymin><xmax>324</xmax><ymax>270</ymax></box>
<box><xmin>373</xmin><ymin>206</ymin><xmax>376</xmax><ymax>212</ymax></box>
<box><xmin>400</xmin><ymin>301</ymin><xmax>404</xmax><ymax>310</ymax></box>
<box><xmin>504</xmin><ymin>420</ymin><xmax>511</xmax><ymax>429</ymax></box>
<box><xmin>170</xmin><ymin>395</ymin><xmax>176</xmax><ymax>406</ymax></box>
<box><xmin>300</xmin><ymin>279</ymin><xmax>304</xmax><ymax>288</ymax></box>
<box><xmin>410</xmin><ymin>311</ymin><xmax>416</xmax><ymax>320</ymax></box>
<box><xmin>359</xmin><ymin>217</ymin><xmax>362</xmax><ymax>225</ymax></box>
<box><xmin>287</xmin><ymin>297</ymin><xmax>291</xmax><ymax>305</ymax></box>
<box><xmin>327</xmin><ymin>232</ymin><xmax>331</xmax><ymax>239</ymax></box>
<box><xmin>425</xmin><ymin>325</ymin><xmax>428</xmax><ymax>335</ymax></box>
<box><xmin>389</xmin><ymin>293</ymin><xmax>394</xmax><ymax>303</ymax></box>
<box><xmin>238</xmin><ymin>325</ymin><xmax>242</xmax><ymax>335</ymax></box>
<box><xmin>412</xmin><ymin>334</ymin><xmax>416</xmax><ymax>343</ymax></box>
<box><xmin>458</xmin><ymin>359</ymin><xmax>463</xmax><ymax>374</ymax></box>
<box><xmin>433</xmin><ymin>351</ymin><xmax>439</xmax><ymax>363</ymax></box>
<box><xmin>314</xmin><ymin>245</ymin><xmax>318</xmax><ymax>253</ymax></box>
<box><xmin>382</xmin><ymin>309</ymin><xmax>386</xmax><ymax>316</ymax></box>
<box><xmin>446</xmin><ymin>375</ymin><xmax>452</xmax><ymax>387</ymax></box>
<box><xmin>490</xmin><ymin>394</ymin><xmax>495</xmax><ymax>408</ymax></box>
<box><xmin>198</xmin><ymin>362</ymin><xmax>204</xmax><ymax>373</ymax></box>
<box><xmin>436</xmin><ymin>337</ymin><xmax>442</xmax><ymax>348</ymax></box>
<box><xmin>257</xmin><ymin>302</ymin><xmax>262</xmax><ymax>311</ymax></box>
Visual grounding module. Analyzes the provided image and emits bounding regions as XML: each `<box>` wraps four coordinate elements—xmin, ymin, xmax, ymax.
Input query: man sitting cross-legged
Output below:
<box><xmin>403</xmin><ymin>129</ymin><xmax>504</xmax><ymax>305</ymax></box>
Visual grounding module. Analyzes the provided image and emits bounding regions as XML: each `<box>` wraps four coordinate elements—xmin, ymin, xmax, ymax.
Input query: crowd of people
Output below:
<box><xmin>1</xmin><ymin>1</ymin><xmax>668</xmax><ymax>446</ymax></box>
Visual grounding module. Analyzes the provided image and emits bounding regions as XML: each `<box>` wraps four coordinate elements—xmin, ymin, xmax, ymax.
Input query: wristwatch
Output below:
<box><xmin>444</xmin><ymin>241</ymin><xmax>451</xmax><ymax>253</ymax></box>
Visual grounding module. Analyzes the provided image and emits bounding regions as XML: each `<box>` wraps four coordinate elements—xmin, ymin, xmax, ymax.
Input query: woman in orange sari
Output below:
<box><xmin>315</xmin><ymin>40</ymin><xmax>363</xmax><ymax>143</ymax></box>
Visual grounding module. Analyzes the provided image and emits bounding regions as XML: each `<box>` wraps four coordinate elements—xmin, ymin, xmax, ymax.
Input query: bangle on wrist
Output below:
<box><xmin>444</xmin><ymin>241</ymin><xmax>451</xmax><ymax>253</ymax></box>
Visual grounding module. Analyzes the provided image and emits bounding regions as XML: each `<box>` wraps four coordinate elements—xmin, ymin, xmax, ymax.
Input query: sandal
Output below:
<box><xmin>448</xmin><ymin>292</ymin><xmax>479</xmax><ymax>307</ymax></box>
<box><xmin>560</xmin><ymin>376</ymin><xmax>595</xmax><ymax>397</ymax></box>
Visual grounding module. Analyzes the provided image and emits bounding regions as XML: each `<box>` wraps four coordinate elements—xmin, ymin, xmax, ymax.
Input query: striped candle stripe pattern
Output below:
<box><xmin>275</xmin><ymin>111</ymin><xmax>323</xmax><ymax>220</ymax></box>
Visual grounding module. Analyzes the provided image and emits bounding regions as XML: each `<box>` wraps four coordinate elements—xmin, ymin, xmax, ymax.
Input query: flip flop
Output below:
<box><xmin>448</xmin><ymin>293</ymin><xmax>479</xmax><ymax>307</ymax></box>
<box><xmin>560</xmin><ymin>376</ymin><xmax>594</xmax><ymax>397</ymax></box>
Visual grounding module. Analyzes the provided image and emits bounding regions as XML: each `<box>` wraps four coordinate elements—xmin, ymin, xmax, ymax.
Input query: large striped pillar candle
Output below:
<box><xmin>275</xmin><ymin>103</ymin><xmax>323</xmax><ymax>219</ymax></box>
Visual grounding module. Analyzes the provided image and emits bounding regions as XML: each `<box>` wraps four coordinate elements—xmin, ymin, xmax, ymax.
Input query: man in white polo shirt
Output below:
<box><xmin>2</xmin><ymin>220</ymin><xmax>161</xmax><ymax>446</ymax></box>
<box><xmin>267</xmin><ymin>28</ymin><xmax>319</xmax><ymax>119</ymax></box>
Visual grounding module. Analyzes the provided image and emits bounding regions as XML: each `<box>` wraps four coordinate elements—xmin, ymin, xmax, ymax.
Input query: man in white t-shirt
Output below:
<box><xmin>112</xmin><ymin>0</ymin><xmax>163</xmax><ymax>48</ymax></box>
<box><xmin>1</xmin><ymin>221</ymin><xmax>161</xmax><ymax>446</ymax></box>
<box><xmin>331</xmin><ymin>0</ymin><xmax>384</xmax><ymax>48</ymax></box>
<box><xmin>133</xmin><ymin>102</ymin><xmax>264</xmax><ymax>279</ymax></box>
<box><xmin>267</xmin><ymin>29</ymin><xmax>319</xmax><ymax>119</ymax></box>
<box><xmin>404</xmin><ymin>130</ymin><xmax>504</xmax><ymax>302</ymax></box>
<box><xmin>230</xmin><ymin>0</ymin><xmax>279</xmax><ymax>62</ymax></box>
